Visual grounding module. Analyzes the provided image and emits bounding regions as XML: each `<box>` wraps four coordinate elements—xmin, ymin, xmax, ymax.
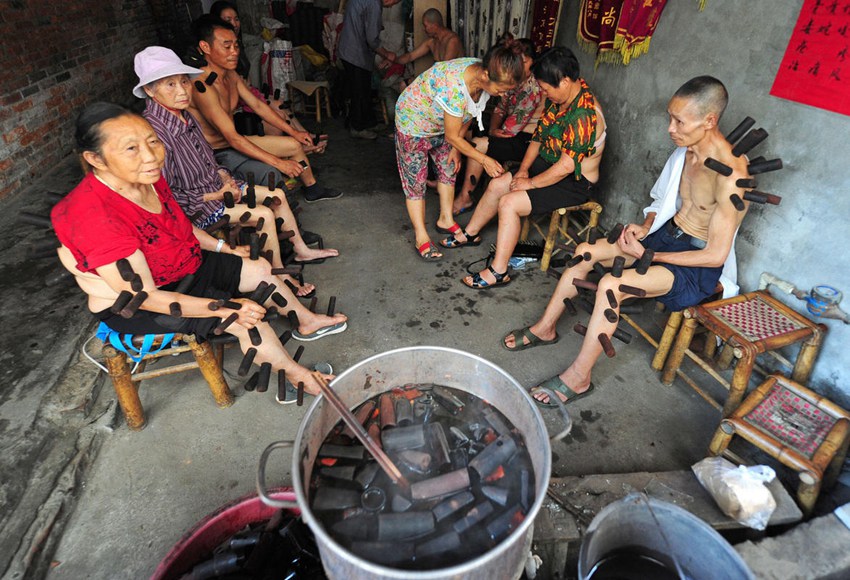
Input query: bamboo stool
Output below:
<box><xmin>520</xmin><ymin>201</ymin><xmax>602</xmax><ymax>271</ymax></box>
<box><xmin>102</xmin><ymin>333</ymin><xmax>233</xmax><ymax>431</ymax></box>
<box><xmin>709</xmin><ymin>374</ymin><xmax>850</xmax><ymax>516</ymax></box>
<box><xmin>287</xmin><ymin>80</ymin><xmax>331</xmax><ymax>123</ymax></box>
<box><xmin>662</xmin><ymin>290</ymin><xmax>827</xmax><ymax>417</ymax></box>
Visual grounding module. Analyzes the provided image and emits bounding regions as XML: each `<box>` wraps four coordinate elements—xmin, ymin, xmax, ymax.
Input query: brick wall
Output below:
<box><xmin>0</xmin><ymin>0</ymin><xmax>199</xmax><ymax>200</ymax></box>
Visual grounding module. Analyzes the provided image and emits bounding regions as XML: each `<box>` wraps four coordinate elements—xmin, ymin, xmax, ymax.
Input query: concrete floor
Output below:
<box><xmin>0</xmin><ymin>118</ymin><xmax>758</xmax><ymax>579</ymax></box>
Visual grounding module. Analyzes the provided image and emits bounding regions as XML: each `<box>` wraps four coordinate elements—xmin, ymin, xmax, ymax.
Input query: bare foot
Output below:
<box><xmin>532</xmin><ymin>368</ymin><xmax>591</xmax><ymax>404</ymax></box>
<box><xmin>280</xmin><ymin>274</ymin><xmax>316</xmax><ymax>297</ymax></box>
<box><xmin>294</xmin><ymin>247</ymin><xmax>339</xmax><ymax>262</ymax></box>
<box><xmin>286</xmin><ymin>366</ymin><xmax>334</xmax><ymax>396</ymax></box>
<box><xmin>297</xmin><ymin>312</ymin><xmax>348</xmax><ymax>337</ymax></box>
<box><xmin>452</xmin><ymin>194</ymin><xmax>474</xmax><ymax>215</ymax></box>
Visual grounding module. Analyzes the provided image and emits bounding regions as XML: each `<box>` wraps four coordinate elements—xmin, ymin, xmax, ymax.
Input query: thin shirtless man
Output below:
<box><xmin>189</xmin><ymin>15</ymin><xmax>342</xmax><ymax>203</ymax></box>
<box><xmin>389</xmin><ymin>9</ymin><xmax>464</xmax><ymax>68</ymax></box>
<box><xmin>503</xmin><ymin>76</ymin><xmax>749</xmax><ymax>406</ymax></box>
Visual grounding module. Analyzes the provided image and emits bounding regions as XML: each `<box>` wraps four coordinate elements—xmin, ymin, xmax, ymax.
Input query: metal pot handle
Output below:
<box><xmin>534</xmin><ymin>388</ymin><xmax>573</xmax><ymax>441</ymax></box>
<box><xmin>256</xmin><ymin>441</ymin><xmax>300</xmax><ymax>509</ymax></box>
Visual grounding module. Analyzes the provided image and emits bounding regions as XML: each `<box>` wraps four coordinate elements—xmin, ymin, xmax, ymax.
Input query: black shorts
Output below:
<box><xmin>96</xmin><ymin>251</ymin><xmax>243</xmax><ymax>340</ymax></box>
<box><xmin>526</xmin><ymin>157</ymin><xmax>597</xmax><ymax>214</ymax></box>
<box><xmin>488</xmin><ymin>132</ymin><xmax>533</xmax><ymax>164</ymax></box>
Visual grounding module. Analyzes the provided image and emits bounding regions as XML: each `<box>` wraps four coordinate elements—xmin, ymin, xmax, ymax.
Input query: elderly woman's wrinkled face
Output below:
<box><xmin>146</xmin><ymin>74</ymin><xmax>192</xmax><ymax>110</ymax></box>
<box><xmin>219</xmin><ymin>7</ymin><xmax>241</xmax><ymax>35</ymax></box>
<box><xmin>485</xmin><ymin>78</ymin><xmax>517</xmax><ymax>98</ymax></box>
<box><xmin>90</xmin><ymin>115</ymin><xmax>165</xmax><ymax>186</ymax></box>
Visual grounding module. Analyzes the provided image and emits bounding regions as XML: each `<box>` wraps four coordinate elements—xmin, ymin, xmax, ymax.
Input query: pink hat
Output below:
<box><xmin>133</xmin><ymin>46</ymin><xmax>203</xmax><ymax>98</ymax></box>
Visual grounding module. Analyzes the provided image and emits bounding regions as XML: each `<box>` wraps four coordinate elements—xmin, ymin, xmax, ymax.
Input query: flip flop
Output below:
<box><xmin>292</xmin><ymin>321</ymin><xmax>348</xmax><ymax>342</ymax></box>
<box><xmin>435</xmin><ymin>222</ymin><xmax>461</xmax><ymax>235</ymax></box>
<box><xmin>530</xmin><ymin>377</ymin><xmax>595</xmax><ymax>408</ymax></box>
<box><xmin>462</xmin><ymin>265</ymin><xmax>511</xmax><ymax>289</ymax></box>
<box><xmin>294</xmin><ymin>254</ymin><xmax>337</xmax><ymax>265</ymax></box>
<box><xmin>440</xmin><ymin>226</ymin><xmax>481</xmax><ymax>248</ymax></box>
<box><xmin>452</xmin><ymin>203</ymin><xmax>475</xmax><ymax>216</ymax></box>
<box><xmin>503</xmin><ymin>327</ymin><xmax>559</xmax><ymax>352</ymax></box>
<box><xmin>417</xmin><ymin>241</ymin><xmax>443</xmax><ymax>261</ymax></box>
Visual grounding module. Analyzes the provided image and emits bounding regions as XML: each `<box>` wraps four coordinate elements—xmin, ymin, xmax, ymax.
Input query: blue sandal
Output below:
<box><xmin>462</xmin><ymin>265</ymin><xmax>511</xmax><ymax>289</ymax></box>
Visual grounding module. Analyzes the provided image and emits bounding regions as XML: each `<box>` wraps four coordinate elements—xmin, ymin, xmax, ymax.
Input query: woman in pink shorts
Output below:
<box><xmin>394</xmin><ymin>41</ymin><xmax>524</xmax><ymax>260</ymax></box>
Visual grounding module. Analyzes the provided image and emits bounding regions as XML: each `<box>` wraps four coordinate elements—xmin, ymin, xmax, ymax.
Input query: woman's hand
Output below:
<box><xmin>447</xmin><ymin>147</ymin><xmax>462</xmax><ymax>175</ymax></box>
<box><xmin>489</xmin><ymin>128</ymin><xmax>512</xmax><ymax>139</ymax></box>
<box><xmin>229</xmin><ymin>298</ymin><xmax>266</xmax><ymax>329</ymax></box>
<box><xmin>481</xmin><ymin>156</ymin><xmax>504</xmax><ymax>178</ymax></box>
<box><xmin>509</xmin><ymin>176</ymin><xmax>534</xmax><ymax>192</ymax></box>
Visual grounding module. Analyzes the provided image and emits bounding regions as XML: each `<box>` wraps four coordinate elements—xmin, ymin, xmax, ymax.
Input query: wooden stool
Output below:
<box><xmin>662</xmin><ymin>290</ymin><xmax>827</xmax><ymax>417</ymax></box>
<box><xmin>520</xmin><ymin>201</ymin><xmax>602</xmax><ymax>271</ymax></box>
<box><xmin>709</xmin><ymin>374</ymin><xmax>850</xmax><ymax>515</ymax></box>
<box><xmin>619</xmin><ymin>283</ymin><xmax>725</xmax><ymax>410</ymax></box>
<box><xmin>287</xmin><ymin>80</ymin><xmax>331</xmax><ymax>123</ymax></box>
<box><xmin>102</xmin><ymin>333</ymin><xmax>233</xmax><ymax>431</ymax></box>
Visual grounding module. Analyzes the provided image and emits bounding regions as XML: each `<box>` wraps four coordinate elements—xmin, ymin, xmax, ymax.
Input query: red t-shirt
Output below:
<box><xmin>51</xmin><ymin>173</ymin><xmax>202</xmax><ymax>286</ymax></box>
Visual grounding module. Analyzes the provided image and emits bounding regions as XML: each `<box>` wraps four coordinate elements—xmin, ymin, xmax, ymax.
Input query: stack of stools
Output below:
<box><xmin>709</xmin><ymin>374</ymin><xmax>850</xmax><ymax>515</ymax></box>
<box><xmin>661</xmin><ymin>290</ymin><xmax>827</xmax><ymax>416</ymax></box>
<box><xmin>102</xmin><ymin>333</ymin><xmax>233</xmax><ymax>431</ymax></box>
<box><xmin>519</xmin><ymin>201</ymin><xmax>603</xmax><ymax>272</ymax></box>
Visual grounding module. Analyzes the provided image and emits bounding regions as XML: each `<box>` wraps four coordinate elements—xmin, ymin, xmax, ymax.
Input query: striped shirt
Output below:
<box><xmin>143</xmin><ymin>99</ymin><xmax>230</xmax><ymax>225</ymax></box>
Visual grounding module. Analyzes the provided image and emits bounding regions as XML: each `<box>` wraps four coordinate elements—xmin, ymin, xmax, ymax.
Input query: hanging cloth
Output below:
<box><xmin>577</xmin><ymin>0</ymin><xmax>673</xmax><ymax>66</ymax></box>
<box><xmin>530</xmin><ymin>0</ymin><xmax>563</xmax><ymax>53</ymax></box>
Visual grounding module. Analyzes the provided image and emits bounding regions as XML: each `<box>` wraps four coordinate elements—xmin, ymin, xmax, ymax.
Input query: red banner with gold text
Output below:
<box><xmin>770</xmin><ymin>0</ymin><xmax>850</xmax><ymax>116</ymax></box>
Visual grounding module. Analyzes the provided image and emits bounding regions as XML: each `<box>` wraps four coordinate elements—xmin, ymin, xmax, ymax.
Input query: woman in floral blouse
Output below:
<box><xmin>394</xmin><ymin>42</ymin><xmax>525</xmax><ymax>260</ymax></box>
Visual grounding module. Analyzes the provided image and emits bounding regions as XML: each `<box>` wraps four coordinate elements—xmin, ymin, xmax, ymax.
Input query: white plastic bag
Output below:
<box><xmin>692</xmin><ymin>456</ymin><xmax>777</xmax><ymax>530</ymax></box>
<box><xmin>261</xmin><ymin>39</ymin><xmax>296</xmax><ymax>101</ymax></box>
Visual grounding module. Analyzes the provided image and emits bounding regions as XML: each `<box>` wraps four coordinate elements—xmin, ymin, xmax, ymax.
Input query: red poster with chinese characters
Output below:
<box><xmin>770</xmin><ymin>0</ymin><xmax>850</xmax><ymax>116</ymax></box>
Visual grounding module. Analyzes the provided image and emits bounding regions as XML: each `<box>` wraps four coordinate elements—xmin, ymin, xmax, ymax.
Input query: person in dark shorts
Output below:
<box><xmin>500</xmin><ymin>76</ymin><xmax>748</xmax><ymax>408</ymax></box>
<box><xmin>440</xmin><ymin>47</ymin><xmax>606</xmax><ymax>289</ymax></box>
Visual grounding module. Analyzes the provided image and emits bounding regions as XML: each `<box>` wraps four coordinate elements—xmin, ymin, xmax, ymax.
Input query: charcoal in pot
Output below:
<box><xmin>398</xmin><ymin>449</ymin><xmax>432</xmax><ymax>473</ymax></box>
<box><xmin>381</xmin><ymin>424</ymin><xmax>426</xmax><ymax>451</ymax></box>
<box><xmin>318</xmin><ymin>444</ymin><xmax>365</xmax><ymax>460</ymax></box>
<box><xmin>469</xmin><ymin>435</ymin><xmax>517</xmax><ymax>480</ymax></box>
<box><xmin>486</xmin><ymin>504</ymin><xmax>524</xmax><ymax>541</ymax></box>
<box><xmin>394</xmin><ymin>397</ymin><xmax>414</xmax><ymax>426</ymax></box>
<box><xmin>354</xmin><ymin>461</ymin><xmax>380</xmax><ymax>489</ymax></box>
<box><xmin>331</xmin><ymin>515</ymin><xmax>375</xmax><ymax>539</ymax></box>
<box><xmin>426</xmin><ymin>422</ymin><xmax>451</xmax><ymax>468</ymax></box>
<box><xmin>319</xmin><ymin>465</ymin><xmax>356</xmax><ymax>481</ymax></box>
<box><xmin>452</xmin><ymin>501</ymin><xmax>494</xmax><ymax>534</ymax></box>
<box><xmin>482</xmin><ymin>408</ymin><xmax>512</xmax><ymax>437</ymax></box>
<box><xmin>312</xmin><ymin>487</ymin><xmax>361</xmax><ymax>511</ymax></box>
<box><xmin>415</xmin><ymin>531</ymin><xmax>462</xmax><ymax>559</ymax></box>
<box><xmin>391</xmin><ymin>493</ymin><xmax>413</xmax><ymax>513</ymax></box>
<box><xmin>377</xmin><ymin>511</ymin><xmax>435</xmax><ymax>540</ymax></box>
<box><xmin>481</xmin><ymin>485</ymin><xmax>509</xmax><ymax>506</ymax></box>
<box><xmin>432</xmin><ymin>490</ymin><xmax>476</xmax><ymax>522</ymax></box>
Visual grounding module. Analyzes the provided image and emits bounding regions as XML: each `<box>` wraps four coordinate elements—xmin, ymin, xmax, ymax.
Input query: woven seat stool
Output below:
<box><xmin>287</xmin><ymin>80</ymin><xmax>331</xmax><ymax>123</ymax></box>
<box><xmin>709</xmin><ymin>374</ymin><xmax>850</xmax><ymax>515</ymax></box>
<box><xmin>102</xmin><ymin>333</ymin><xmax>233</xmax><ymax>431</ymax></box>
<box><xmin>519</xmin><ymin>201</ymin><xmax>602</xmax><ymax>271</ymax></box>
<box><xmin>662</xmin><ymin>290</ymin><xmax>827</xmax><ymax>417</ymax></box>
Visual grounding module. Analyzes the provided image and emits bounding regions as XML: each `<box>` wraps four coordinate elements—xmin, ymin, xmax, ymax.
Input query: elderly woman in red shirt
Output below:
<box><xmin>51</xmin><ymin>103</ymin><xmax>348</xmax><ymax>395</ymax></box>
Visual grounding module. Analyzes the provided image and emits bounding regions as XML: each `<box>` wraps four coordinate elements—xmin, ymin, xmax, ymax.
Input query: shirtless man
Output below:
<box><xmin>189</xmin><ymin>15</ymin><xmax>342</xmax><ymax>203</ymax></box>
<box><xmin>502</xmin><ymin>76</ymin><xmax>749</xmax><ymax>406</ymax></box>
<box><xmin>388</xmin><ymin>9</ymin><xmax>464</xmax><ymax>68</ymax></box>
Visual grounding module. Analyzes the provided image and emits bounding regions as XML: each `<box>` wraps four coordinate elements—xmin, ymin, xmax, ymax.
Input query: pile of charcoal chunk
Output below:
<box><xmin>310</xmin><ymin>384</ymin><xmax>535</xmax><ymax>571</ymax></box>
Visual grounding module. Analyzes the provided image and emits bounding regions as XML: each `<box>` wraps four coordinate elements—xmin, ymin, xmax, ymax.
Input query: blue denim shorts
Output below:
<box><xmin>642</xmin><ymin>219</ymin><xmax>722</xmax><ymax>312</ymax></box>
